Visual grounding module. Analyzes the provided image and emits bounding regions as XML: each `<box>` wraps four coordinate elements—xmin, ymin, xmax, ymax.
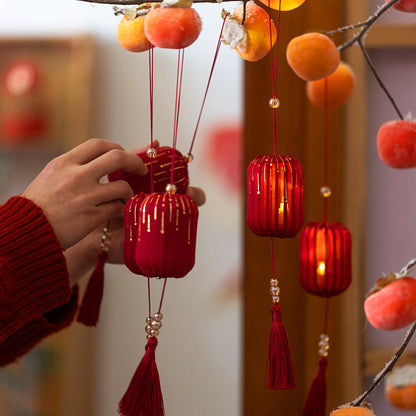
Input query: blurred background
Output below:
<box><xmin>0</xmin><ymin>1</ymin><xmax>243</xmax><ymax>415</ymax></box>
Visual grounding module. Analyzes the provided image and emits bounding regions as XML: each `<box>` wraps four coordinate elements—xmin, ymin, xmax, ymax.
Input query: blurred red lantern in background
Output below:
<box><xmin>299</xmin><ymin>221</ymin><xmax>352</xmax><ymax>297</ymax></box>
<box><xmin>247</xmin><ymin>154</ymin><xmax>304</xmax><ymax>238</ymax></box>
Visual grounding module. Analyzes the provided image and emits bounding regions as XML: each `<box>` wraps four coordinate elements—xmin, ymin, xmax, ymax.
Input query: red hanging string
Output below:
<box><xmin>188</xmin><ymin>13</ymin><xmax>229</xmax><ymax>156</ymax></box>
<box><xmin>157</xmin><ymin>278</ymin><xmax>168</xmax><ymax>314</ymax></box>
<box><xmin>270</xmin><ymin>237</ymin><xmax>277</xmax><ymax>278</ymax></box>
<box><xmin>148</xmin><ymin>45</ymin><xmax>155</xmax><ymax>193</ymax></box>
<box><xmin>147</xmin><ymin>277</ymin><xmax>152</xmax><ymax>318</ymax></box>
<box><xmin>323</xmin><ymin>298</ymin><xmax>330</xmax><ymax>335</ymax></box>
<box><xmin>267</xmin><ymin>0</ymin><xmax>282</xmax><ymax>156</ymax></box>
<box><xmin>170</xmin><ymin>49</ymin><xmax>185</xmax><ymax>185</ymax></box>
<box><xmin>323</xmin><ymin>76</ymin><xmax>329</xmax><ymax>223</ymax></box>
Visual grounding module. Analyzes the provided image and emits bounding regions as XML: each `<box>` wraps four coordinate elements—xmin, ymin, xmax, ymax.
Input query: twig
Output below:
<box><xmin>358</xmin><ymin>39</ymin><xmax>403</xmax><ymax>120</ymax></box>
<box><xmin>333</xmin><ymin>0</ymin><xmax>403</xmax><ymax>52</ymax></box>
<box><xmin>344</xmin><ymin>256</ymin><xmax>416</xmax><ymax>407</ymax></box>
<box><xmin>349</xmin><ymin>322</ymin><xmax>416</xmax><ymax>406</ymax></box>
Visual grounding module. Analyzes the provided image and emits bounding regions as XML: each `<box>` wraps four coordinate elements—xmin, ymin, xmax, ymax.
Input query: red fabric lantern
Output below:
<box><xmin>299</xmin><ymin>221</ymin><xmax>352</xmax><ymax>298</ymax></box>
<box><xmin>124</xmin><ymin>191</ymin><xmax>199</xmax><ymax>278</ymax></box>
<box><xmin>108</xmin><ymin>146</ymin><xmax>189</xmax><ymax>194</ymax></box>
<box><xmin>247</xmin><ymin>154</ymin><xmax>304</xmax><ymax>238</ymax></box>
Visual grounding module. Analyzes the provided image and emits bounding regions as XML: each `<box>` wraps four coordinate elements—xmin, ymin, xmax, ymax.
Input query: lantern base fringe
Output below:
<box><xmin>77</xmin><ymin>250</ymin><xmax>108</xmax><ymax>327</ymax></box>
<box><xmin>268</xmin><ymin>304</ymin><xmax>296</xmax><ymax>390</ymax></box>
<box><xmin>302</xmin><ymin>356</ymin><xmax>328</xmax><ymax>416</ymax></box>
<box><xmin>119</xmin><ymin>337</ymin><xmax>164</xmax><ymax>416</ymax></box>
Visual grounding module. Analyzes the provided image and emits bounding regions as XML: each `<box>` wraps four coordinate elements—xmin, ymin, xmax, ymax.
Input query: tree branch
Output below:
<box><xmin>76</xmin><ymin>0</ymin><xmax>234</xmax><ymax>4</ymax></box>
<box><xmin>350</xmin><ymin>322</ymin><xmax>416</xmax><ymax>407</ymax></box>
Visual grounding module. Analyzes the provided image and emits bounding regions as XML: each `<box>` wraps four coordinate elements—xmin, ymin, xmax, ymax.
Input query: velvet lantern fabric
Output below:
<box><xmin>124</xmin><ymin>192</ymin><xmax>198</xmax><ymax>278</ymax></box>
<box><xmin>108</xmin><ymin>146</ymin><xmax>189</xmax><ymax>194</ymax></box>
<box><xmin>246</xmin><ymin>154</ymin><xmax>304</xmax><ymax>238</ymax></box>
<box><xmin>299</xmin><ymin>221</ymin><xmax>352</xmax><ymax>297</ymax></box>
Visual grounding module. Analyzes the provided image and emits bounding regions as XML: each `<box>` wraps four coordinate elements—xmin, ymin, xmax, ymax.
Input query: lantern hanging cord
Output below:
<box><xmin>146</xmin><ymin>276</ymin><xmax>168</xmax><ymax>316</ymax></box>
<box><xmin>267</xmin><ymin>0</ymin><xmax>282</xmax><ymax>157</ymax></box>
<box><xmin>188</xmin><ymin>13</ymin><xmax>228</xmax><ymax>156</ymax></box>
<box><xmin>170</xmin><ymin>48</ymin><xmax>185</xmax><ymax>185</ymax></box>
<box><xmin>322</xmin><ymin>298</ymin><xmax>329</xmax><ymax>335</ymax></box>
<box><xmin>270</xmin><ymin>237</ymin><xmax>277</xmax><ymax>280</ymax></box>
<box><xmin>149</xmin><ymin>46</ymin><xmax>155</xmax><ymax>193</ymax></box>
<box><xmin>323</xmin><ymin>77</ymin><xmax>328</xmax><ymax>223</ymax></box>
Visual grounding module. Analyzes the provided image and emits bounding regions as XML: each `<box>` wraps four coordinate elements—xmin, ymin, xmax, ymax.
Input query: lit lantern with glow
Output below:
<box><xmin>299</xmin><ymin>221</ymin><xmax>352</xmax><ymax>416</ymax></box>
<box><xmin>299</xmin><ymin>221</ymin><xmax>352</xmax><ymax>297</ymax></box>
<box><xmin>127</xmin><ymin>187</ymin><xmax>199</xmax><ymax>278</ymax></box>
<box><xmin>247</xmin><ymin>154</ymin><xmax>304</xmax><ymax>238</ymax></box>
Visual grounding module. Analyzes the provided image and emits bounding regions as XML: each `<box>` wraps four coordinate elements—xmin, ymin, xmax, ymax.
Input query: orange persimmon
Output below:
<box><xmin>117</xmin><ymin>15</ymin><xmax>152</xmax><ymax>52</ymax></box>
<box><xmin>330</xmin><ymin>406</ymin><xmax>376</xmax><ymax>416</ymax></box>
<box><xmin>306</xmin><ymin>62</ymin><xmax>355</xmax><ymax>108</ymax></box>
<box><xmin>385</xmin><ymin>365</ymin><xmax>416</xmax><ymax>410</ymax></box>
<box><xmin>233</xmin><ymin>1</ymin><xmax>277</xmax><ymax>62</ymax></box>
<box><xmin>144</xmin><ymin>7</ymin><xmax>202</xmax><ymax>49</ymax></box>
<box><xmin>286</xmin><ymin>32</ymin><xmax>340</xmax><ymax>81</ymax></box>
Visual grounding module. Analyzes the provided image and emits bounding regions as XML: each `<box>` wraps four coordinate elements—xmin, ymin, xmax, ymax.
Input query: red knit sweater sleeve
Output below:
<box><xmin>0</xmin><ymin>196</ymin><xmax>78</xmax><ymax>365</ymax></box>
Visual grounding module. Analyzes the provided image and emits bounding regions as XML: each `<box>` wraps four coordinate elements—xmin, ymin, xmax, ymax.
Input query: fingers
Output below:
<box><xmin>86</xmin><ymin>148</ymin><xmax>148</xmax><ymax>180</ymax></box>
<box><xmin>130</xmin><ymin>139</ymin><xmax>160</xmax><ymax>155</ymax></box>
<box><xmin>186</xmin><ymin>186</ymin><xmax>206</xmax><ymax>207</ymax></box>
<box><xmin>65</xmin><ymin>138</ymin><xmax>125</xmax><ymax>165</ymax></box>
<box><xmin>94</xmin><ymin>180</ymin><xmax>135</xmax><ymax>205</ymax></box>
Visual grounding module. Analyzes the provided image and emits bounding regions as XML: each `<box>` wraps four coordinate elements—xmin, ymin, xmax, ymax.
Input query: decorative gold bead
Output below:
<box><xmin>165</xmin><ymin>183</ymin><xmax>177</xmax><ymax>194</ymax></box>
<box><xmin>320</xmin><ymin>186</ymin><xmax>332</xmax><ymax>198</ymax></box>
<box><xmin>152</xmin><ymin>321</ymin><xmax>162</xmax><ymax>330</ymax></box>
<box><xmin>146</xmin><ymin>316</ymin><xmax>153</xmax><ymax>325</ymax></box>
<box><xmin>270</xmin><ymin>286</ymin><xmax>280</xmax><ymax>296</ymax></box>
<box><xmin>270</xmin><ymin>278</ymin><xmax>278</xmax><ymax>287</ymax></box>
<box><xmin>153</xmin><ymin>312</ymin><xmax>163</xmax><ymax>322</ymax></box>
<box><xmin>184</xmin><ymin>153</ymin><xmax>194</xmax><ymax>163</ymax></box>
<box><xmin>147</xmin><ymin>147</ymin><xmax>157</xmax><ymax>158</ymax></box>
<box><xmin>150</xmin><ymin>329</ymin><xmax>159</xmax><ymax>337</ymax></box>
<box><xmin>145</xmin><ymin>325</ymin><xmax>153</xmax><ymax>334</ymax></box>
<box><xmin>269</xmin><ymin>97</ymin><xmax>280</xmax><ymax>109</ymax></box>
<box><xmin>272</xmin><ymin>295</ymin><xmax>280</xmax><ymax>304</ymax></box>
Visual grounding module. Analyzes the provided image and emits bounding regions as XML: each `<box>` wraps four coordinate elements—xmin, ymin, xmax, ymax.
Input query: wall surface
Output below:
<box><xmin>0</xmin><ymin>1</ymin><xmax>243</xmax><ymax>415</ymax></box>
<box><xmin>365</xmin><ymin>1</ymin><xmax>416</xmax><ymax>415</ymax></box>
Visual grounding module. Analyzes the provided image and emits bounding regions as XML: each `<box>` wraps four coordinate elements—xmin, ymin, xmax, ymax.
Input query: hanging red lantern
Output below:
<box><xmin>108</xmin><ymin>146</ymin><xmax>190</xmax><ymax>194</ymax></box>
<box><xmin>247</xmin><ymin>154</ymin><xmax>304</xmax><ymax>238</ymax></box>
<box><xmin>125</xmin><ymin>187</ymin><xmax>199</xmax><ymax>278</ymax></box>
<box><xmin>299</xmin><ymin>221</ymin><xmax>352</xmax><ymax>298</ymax></box>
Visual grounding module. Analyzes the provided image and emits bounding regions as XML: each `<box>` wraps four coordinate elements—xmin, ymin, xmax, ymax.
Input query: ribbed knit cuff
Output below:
<box><xmin>0</xmin><ymin>196</ymin><xmax>71</xmax><ymax>333</ymax></box>
<box><xmin>0</xmin><ymin>286</ymin><xmax>78</xmax><ymax>366</ymax></box>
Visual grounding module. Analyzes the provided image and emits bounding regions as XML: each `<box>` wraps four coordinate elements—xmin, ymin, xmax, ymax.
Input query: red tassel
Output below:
<box><xmin>302</xmin><ymin>356</ymin><xmax>328</xmax><ymax>416</ymax></box>
<box><xmin>77</xmin><ymin>250</ymin><xmax>108</xmax><ymax>327</ymax></box>
<box><xmin>268</xmin><ymin>303</ymin><xmax>296</xmax><ymax>390</ymax></box>
<box><xmin>119</xmin><ymin>337</ymin><xmax>164</xmax><ymax>416</ymax></box>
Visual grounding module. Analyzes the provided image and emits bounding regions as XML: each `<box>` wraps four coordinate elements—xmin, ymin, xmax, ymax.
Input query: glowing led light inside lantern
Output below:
<box><xmin>299</xmin><ymin>221</ymin><xmax>352</xmax><ymax>297</ymax></box>
<box><xmin>258</xmin><ymin>0</ymin><xmax>306</xmax><ymax>11</ymax></box>
<box><xmin>247</xmin><ymin>154</ymin><xmax>304</xmax><ymax>238</ymax></box>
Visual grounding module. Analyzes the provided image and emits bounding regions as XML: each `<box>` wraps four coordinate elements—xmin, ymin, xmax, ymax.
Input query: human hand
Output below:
<box><xmin>23</xmin><ymin>138</ymin><xmax>147</xmax><ymax>249</ymax></box>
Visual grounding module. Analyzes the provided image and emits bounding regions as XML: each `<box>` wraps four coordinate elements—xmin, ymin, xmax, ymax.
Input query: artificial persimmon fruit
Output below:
<box><xmin>286</xmin><ymin>32</ymin><xmax>340</xmax><ymax>81</ymax></box>
<box><xmin>377</xmin><ymin>119</ymin><xmax>416</xmax><ymax>168</ymax></box>
<box><xmin>117</xmin><ymin>15</ymin><xmax>152</xmax><ymax>52</ymax></box>
<box><xmin>306</xmin><ymin>62</ymin><xmax>355</xmax><ymax>108</ymax></box>
<box><xmin>144</xmin><ymin>6</ymin><xmax>202</xmax><ymax>49</ymax></box>
<box><xmin>233</xmin><ymin>1</ymin><xmax>277</xmax><ymax>62</ymax></box>
<box><xmin>258</xmin><ymin>0</ymin><xmax>306</xmax><ymax>11</ymax></box>
<box><xmin>385</xmin><ymin>365</ymin><xmax>416</xmax><ymax>410</ymax></box>
<box><xmin>364</xmin><ymin>277</ymin><xmax>416</xmax><ymax>331</ymax></box>
<box><xmin>386</xmin><ymin>0</ymin><xmax>416</xmax><ymax>13</ymax></box>
<box><xmin>330</xmin><ymin>406</ymin><xmax>376</xmax><ymax>416</ymax></box>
